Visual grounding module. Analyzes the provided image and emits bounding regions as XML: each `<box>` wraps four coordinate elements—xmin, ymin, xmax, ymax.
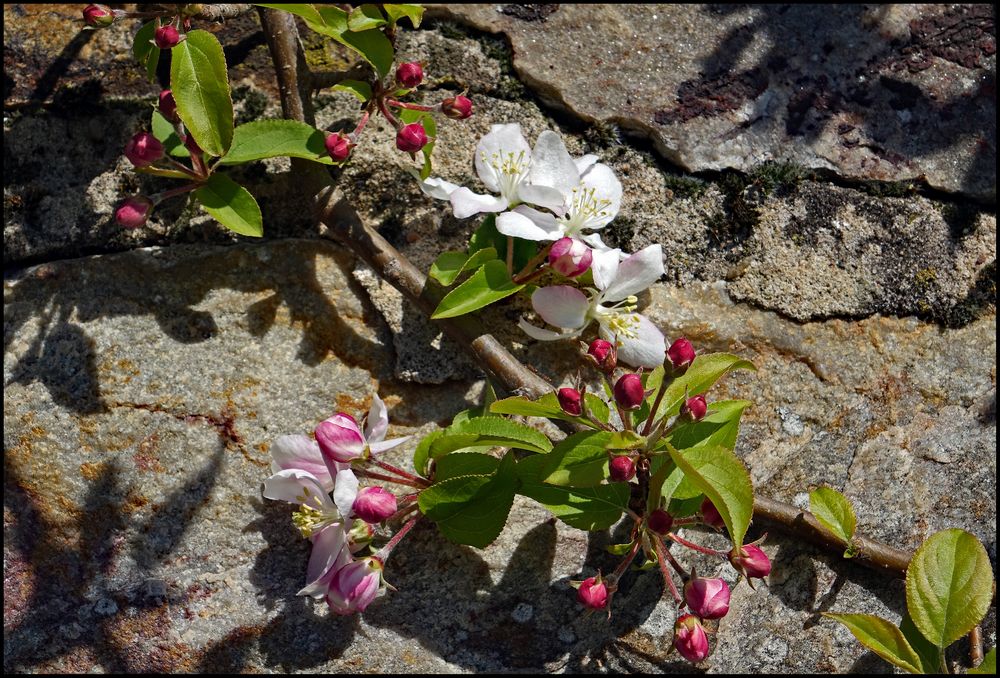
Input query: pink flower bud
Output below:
<box><xmin>608</xmin><ymin>455</ymin><xmax>636</xmax><ymax>482</ymax></box>
<box><xmin>684</xmin><ymin>576</ymin><xmax>731</xmax><ymax>619</ymax></box>
<box><xmin>82</xmin><ymin>4</ymin><xmax>114</xmax><ymax>27</ymax></box>
<box><xmin>647</xmin><ymin>508</ymin><xmax>673</xmax><ymax>535</ymax></box>
<box><xmin>613</xmin><ymin>373</ymin><xmax>644</xmax><ymax>411</ymax></box>
<box><xmin>114</xmin><ymin>196</ymin><xmax>154</xmax><ymax>229</ymax></box>
<box><xmin>154</xmin><ymin>24</ymin><xmax>182</xmax><ymax>50</ymax></box>
<box><xmin>729</xmin><ymin>544</ymin><xmax>771</xmax><ymax>579</ymax></box>
<box><xmin>395</xmin><ymin>61</ymin><xmax>423</xmax><ymax>89</ymax></box>
<box><xmin>352</xmin><ymin>487</ymin><xmax>398</xmax><ymax>524</ymax></box>
<box><xmin>158</xmin><ymin>90</ymin><xmax>179</xmax><ymax>122</ymax></box>
<box><xmin>586</xmin><ymin>339</ymin><xmax>617</xmax><ymax>372</ymax></box>
<box><xmin>557</xmin><ymin>387</ymin><xmax>583</xmax><ymax>416</ymax></box>
<box><xmin>396</xmin><ymin>122</ymin><xmax>429</xmax><ymax>153</ymax></box>
<box><xmin>326</xmin><ymin>557</ymin><xmax>383</xmax><ymax>615</ymax></box>
<box><xmin>666</xmin><ymin>337</ymin><xmax>696</xmax><ymax>373</ymax></box>
<box><xmin>680</xmin><ymin>395</ymin><xmax>708</xmax><ymax>422</ymax></box>
<box><xmin>548</xmin><ymin>237</ymin><xmax>593</xmax><ymax>278</ymax></box>
<box><xmin>700</xmin><ymin>498</ymin><xmax>725</xmax><ymax>531</ymax></box>
<box><xmin>315</xmin><ymin>413</ymin><xmax>366</xmax><ymax>463</ymax></box>
<box><xmin>325</xmin><ymin>132</ymin><xmax>352</xmax><ymax>162</ymax></box>
<box><xmin>124</xmin><ymin>132</ymin><xmax>164</xmax><ymax>168</ymax></box>
<box><xmin>674</xmin><ymin>614</ymin><xmax>710</xmax><ymax>663</ymax></box>
<box><xmin>576</xmin><ymin>576</ymin><xmax>608</xmax><ymax>610</ymax></box>
<box><xmin>441</xmin><ymin>94</ymin><xmax>473</xmax><ymax>119</ymax></box>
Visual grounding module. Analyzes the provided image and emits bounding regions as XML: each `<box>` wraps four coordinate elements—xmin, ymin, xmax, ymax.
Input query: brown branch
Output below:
<box><xmin>144</xmin><ymin>4</ymin><xmax>255</xmax><ymax>21</ymax></box>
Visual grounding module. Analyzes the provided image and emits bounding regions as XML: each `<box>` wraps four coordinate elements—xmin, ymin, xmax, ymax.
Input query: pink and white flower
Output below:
<box><xmin>325</xmin><ymin>556</ymin><xmax>385</xmax><ymax>615</ymax></box>
<box><xmin>315</xmin><ymin>393</ymin><xmax>410</xmax><ymax>464</ymax></box>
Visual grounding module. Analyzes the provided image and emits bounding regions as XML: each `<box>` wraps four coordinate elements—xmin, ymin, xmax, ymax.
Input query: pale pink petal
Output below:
<box><xmin>518</xmin><ymin>317</ymin><xmax>579</xmax><ymax>341</ymax></box>
<box><xmin>496</xmin><ymin>210</ymin><xmax>561</xmax><ymax>241</ymax></box>
<box><xmin>450</xmin><ymin>187</ymin><xmax>509</xmax><ymax>219</ymax></box>
<box><xmin>333</xmin><ymin>468</ymin><xmax>360</xmax><ymax>520</ymax></box>
<box><xmin>364</xmin><ymin>393</ymin><xmax>388</xmax><ymax>444</ymax></box>
<box><xmin>298</xmin><ymin>523</ymin><xmax>351</xmax><ymax>598</ymax></box>
<box><xmin>528</xmin><ymin>130</ymin><xmax>580</xmax><ymax>196</ymax></box>
<box><xmin>368</xmin><ymin>435</ymin><xmax>412</xmax><ymax>456</ymax></box>
<box><xmin>574</xmin><ymin>154</ymin><xmax>599</xmax><ymax>175</ymax></box>
<box><xmin>269</xmin><ymin>434</ymin><xmax>333</xmax><ymax>491</ymax></box>
<box><xmin>474</xmin><ymin>123</ymin><xmax>531</xmax><ymax>193</ymax></box>
<box><xmin>517</xmin><ymin>183</ymin><xmax>568</xmax><ymax>212</ymax></box>
<box><xmin>601</xmin><ymin>244</ymin><xmax>664</xmax><ymax>302</ymax></box>
<box><xmin>512</xmin><ymin>204</ymin><xmax>561</xmax><ymax>231</ymax></box>
<box><xmin>576</xmin><ymin>163</ymin><xmax>622</xmax><ymax>230</ymax></box>
<box><xmin>412</xmin><ymin>170</ymin><xmax>462</xmax><ymax>200</ymax></box>
<box><xmin>263</xmin><ymin>469</ymin><xmax>335</xmax><ymax>512</ymax></box>
<box><xmin>599</xmin><ymin>313</ymin><xmax>666</xmax><ymax>368</ymax></box>
<box><xmin>531</xmin><ymin>286</ymin><xmax>590</xmax><ymax>330</ymax></box>
<box><xmin>590</xmin><ymin>247</ymin><xmax>623</xmax><ymax>292</ymax></box>
<box><xmin>580</xmin><ymin>232</ymin><xmax>614</xmax><ymax>252</ymax></box>
<box><xmin>316</xmin><ymin>419</ymin><xmax>366</xmax><ymax>464</ymax></box>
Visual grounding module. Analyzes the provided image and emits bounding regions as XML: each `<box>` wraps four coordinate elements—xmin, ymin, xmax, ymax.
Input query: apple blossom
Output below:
<box><xmin>315</xmin><ymin>393</ymin><xmax>410</xmax><ymax>464</ymax></box>
<box><xmin>326</xmin><ymin>556</ymin><xmax>385</xmax><ymax>615</ymax></box>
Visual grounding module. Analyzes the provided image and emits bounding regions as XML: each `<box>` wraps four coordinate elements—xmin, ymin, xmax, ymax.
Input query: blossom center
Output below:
<box><xmin>291</xmin><ymin>486</ymin><xmax>341</xmax><ymax>537</ymax></box>
<box><xmin>561</xmin><ymin>185</ymin><xmax>612</xmax><ymax>233</ymax></box>
<box><xmin>590</xmin><ymin>295</ymin><xmax>640</xmax><ymax>339</ymax></box>
<box><xmin>482</xmin><ymin>149</ymin><xmax>529</xmax><ymax>200</ymax></box>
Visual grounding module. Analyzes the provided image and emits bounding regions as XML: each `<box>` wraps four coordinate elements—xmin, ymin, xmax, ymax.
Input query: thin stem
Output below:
<box><xmin>377</xmin><ymin>96</ymin><xmax>402</xmax><ymax>129</ymax></box>
<box><xmin>371</xmin><ymin>458</ymin><xmax>428</xmax><ymax>486</ymax></box>
<box><xmin>386</xmin><ymin>99</ymin><xmax>438</xmax><ymax>112</ymax></box>
<box><xmin>387</xmin><ymin>500</ymin><xmax>419</xmax><ymax>524</ymax></box>
<box><xmin>668</xmin><ymin>532</ymin><xmax>729</xmax><ymax>559</ymax></box>
<box><xmin>354</xmin><ymin>469</ymin><xmax>426</xmax><ymax>489</ymax></box>
<box><xmin>161</xmin><ymin>156</ymin><xmax>198</xmax><ymax>177</ymax></box>
<box><xmin>350</xmin><ymin>110</ymin><xmax>371</xmax><ymax>141</ymax></box>
<box><xmin>652</xmin><ymin>534</ymin><xmax>684</xmax><ymax>605</ymax></box>
<box><xmin>151</xmin><ymin>183</ymin><xmax>199</xmax><ymax>204</ymax></box>
<box><xmin>969</xmin><ymin>625</ymin><xmax>983</xmax><ymax>669</ymax></box>
<box><xmin>641</xmin><ymin>372</ymin><xmax>673</xmax><ymax>435</ymax></box>
<box><xmin>506</xmin><ymin>236</ymin><xmax>514</xmax><ymax>276</ymax></box>
<box><xmin>609</xmin><ymin>539</ymin><xmax>642</xmax><ymax>582</ymax></box>
<box><xmin>375</xmin><ymin>514</ymin><xmax>422</xmax><ymax>561</ymax></box>
<box><xmin>511</xmin><ymin>242</ymin><xmax>554</xmax><ymax>283</ymax></box>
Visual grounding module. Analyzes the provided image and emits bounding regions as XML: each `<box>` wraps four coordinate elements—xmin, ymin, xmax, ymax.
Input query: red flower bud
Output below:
<box><xmin>325</xmin><ymin>132</ymin><xmax>352</xmax><ymax>162</ymax></box>
<box><xmin>666</xmin><ymin>337</ymin><xmax>696</xmax><ymax>373</ymax></box>
<box><xmin>441</xmin><ymin>94</ymin><xmax>473</xmax><ymax>119</ymax></box>
<box><xmin>114</xmin><ymin>196</ymin><xmax>154</xmax><ymax>229</ymax></box>
<box><xmin>154</xmin><ymin>24</ymin><xmax>182</xmax><ymax>50</ymax></box>
<box><xmin>729</xmin><ymin>543</ymin><xmax>771</xmax><ymax>579</ymax></box>
<box><xmin>82</xmin><ymin>4</ymin><xmax>114</xmax><ymax>28</ymax></box>
<box><xmin>395</xmin><ymin>61</ymin><xmax>423</xmax><ymax>89</ymax></box>
<box><xmin>647</xmin><ymin>508</ymin><xmax>674</xmax><ymax>535</ymax></box>
<box><xmin>557</xmin><ymin>387</ymin><xmax>582</xmax><ymax>416</ymax></box>
<box><xmin>680</xmin><ymin>395</ymin><xmax>708</xmax><ymax>422</ymax></box>
<box><xmin>124</xmin><ymin>132</ymin><xmax>164</xmax><ymax>168</ymax></box>
<box><xmin>608</xmin><ymin>455</ymin><xmax>636</xmax><ymax>482</ymax></box>
<box><xmin>548</xmin><ymin>237</ymin><xmax>592</xmax><ymax>277</ymax></box>
<box><xmin>586</xmin><ymin>339</ymin><xmax>617</xmax><ymax>372</ymax></box>
<box><xmin>684</xmin><ymin>576</ymin><xmax>731</xmax><ymax>619</ymax></box>
<box><xmin>396</xmin><ymin>122</ymin><xmax>429</xmax><ymax>153</ymax></box>
<box><xmin>352</xmin><ymin>486</ymin><xmax>398</xmax><ymax>524</ymax></box>
<box><xmin>700</xmin><ymin>497</ymin><xmax>725</xmax><ymax>531</ymax></box>
<box><xmin>158</xmin><ymin>89</ymin><xmax>179</xmax><ymax>122</ymax></box>
<box><xmin>674</xmin><ymin>613</ymin><xmax>710</xmax><ymax>663</ymax></box>
<box><xmin>183</xmin><ymin>133</ymin><xmax>202</xmax><ymax>156</ymax></box>
<box><xmin>576</xmin><ymin>576</ymin><xmax>608</xmax><ymax>610</ymax></box>
<box><xmin>613</xmin><ymin>373</ymin><xmax>644</xmax><ymax>411</ymax></box>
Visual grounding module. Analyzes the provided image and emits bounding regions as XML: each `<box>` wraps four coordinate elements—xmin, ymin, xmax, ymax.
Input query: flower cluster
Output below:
<box><xmin>262</xmin><ymin>394</ymin><xmax>423</xmax><ymax>615</ymax></box>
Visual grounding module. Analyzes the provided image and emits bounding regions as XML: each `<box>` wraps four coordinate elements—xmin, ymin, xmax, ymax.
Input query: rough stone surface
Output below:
<box><xmin>428</xmin><ymin>4</ymin><xmax>997</xmax><ymax>201</ymax></box>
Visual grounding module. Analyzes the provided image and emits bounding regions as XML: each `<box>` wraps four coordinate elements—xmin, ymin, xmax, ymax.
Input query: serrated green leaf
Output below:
<box><xmin>194</xmin><ymin>174</ymin><xmax>262</xmax><ymax>237</ymax></box>
<box><xmin>468</xmin><ymin>213</ymin><xmax>536</xmax><ymax>270</ymax></box>
<box><xmin>413</xmin><ymin>429</ymin><xmax>444</xmax><ymax>478</ymax></box>
<box><xmin>969</xmin><ymin>646</ymin><xmax>996</xmax><ymax>674</ymax></box>
<box><xmin>906</xmin><ymin>528</ymin><xmax>993</xmax><ymax>648</ymax></box>
<box><xmin>434</xmin><ymin>452</ymin><xmax>499</xmax><ymax>482</ymax></box>
<box><xmin>668</xmin><ymin>443</ymin><xmax>753</xmax><ymax>546</ymax></box>
<box><xmin>383</xmin><ymin>3</ymin><xmax>424</xmax><ymax>27</ymax></box>
<box><xmin>809</xmin><ymin>486</ymin><xmax>857</xmax><ymax>548</ymax></box>
<box><xmin>668</xmin><ymin>495</ymin><xmax>705</xmax><ymax>518</ymax></box>
<box><xmin>665</xmin><ymin>400</ymin><xmax>750</xmax><ymax>452</ymax></box>
<box><xmin>489</xmin><ymin>392</ymin><xmax>608</xmax><ymax>429</ymax></box>
<box><xmin>418</xmin><ymin>451</ymin><xmax>517</xmax><ymax>548</ymax></box>
<box><xmin>429</xmin><ymin>248</ymin><xmax>497</xmax><ymax>286</ymax></box>
<box><xmin>347</xmin><ymin>4</ymin><xmax>386</xmax><ymax>31</ymax></box>
<box><xmin>170</xmin><ymin>30</ymin><xmax>233</xmax><ymax>157</ymax></box>
<box><xmin>431</xmin><ymin>260</ymin><xmax>524</xmax><ymax>319</ymax></box>
<box><xmin>824</xmin><ymin>613</ymin><xmax>923</xmax><ymax>674</ymax></box>
<box><xmin>429</xmin><ymin>416</ymin><xmax>552</xmax><ymax>458</ymax></box>
<box><xmin>151</xmin><ymin>110</ymin><xmax>190</xmax><ymax>158</ymax></box>
<box><xmin>331</xmin><ymin>79</ymin><xmax>374</xmax><ymax>102</ymax></box>
<box><xmin>654</xmin><ymin>353</ymin><xmax>756</xmax><ymax>422</ymax></box>
<box><xmin>132</xmin><ymin>21</ymin><xmax>160</xmax><ymax>82</ymax></box>
<box><xmin>219</xmin><ymin>119</ymin><xmax>333</xmax><ymax>165</ymax></box>
<box><xmin>607</xmin><ymin>430</ymin><xmax>646</xmax><ymax>451</ymax></box>
<box><xmin>516</xmin><ymin>454</ymin><xmax>629</xmax><ymax>530</ymax></box>
<box><xmin>899</xmin><ymin>613</ymin><xmax>945</xmax><ymax>674</ymax></box>
<box><xmin>541</xmin><ymin>431</ymin><xmax>613</xmax><ymax>487</ymax></box>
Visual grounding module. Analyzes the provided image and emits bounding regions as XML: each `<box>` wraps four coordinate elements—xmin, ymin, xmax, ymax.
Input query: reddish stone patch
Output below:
<box><xmin>654</xmin><ymin>68</ymin><xmax>768</xmax><ymax>125</ymax></box>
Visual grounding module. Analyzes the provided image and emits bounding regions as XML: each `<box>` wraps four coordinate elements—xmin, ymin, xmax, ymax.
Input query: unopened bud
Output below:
<box><xmin>158</xmin><ymin>89</ymin><xmax>178</xmax><ymax>122</ymax></box>
<box><xmin>352</xmin><ymin>486</ymin><xmax>398</xmax><ymax>524</ymax></box>
<box><xmin>396</xmin><ymin>122</ymin><xmax>429</xmax><ymax>153</ymax></box>
<box><xmin>82</xmin><ymin>4</ymin><xmax>114</xmax><ymax>28</ymax></box>
<box><xmin>684</xmin><ymin>576</ymin><xmax>731</xmax><ymax>619</ymax></box>
<box><xmin>729</xmin><ymin>543</ymin><xmax>771</xmax><ymax>579</ymax></box>
<box><xmin>680</xmin><ymin>395</ymin><xmax>708</xmax><ymax>422</ymax></box>
<box><xmin>674</xmin><ymin>614</ymin><xmax>710</xmax><ymax>663</ymax></box>
<box><xmin>700</xmin><ymin>497</ymin><xmax>725</xmax><ymax>531</ymax></box>
<box><xmin>124</xmin><ymin>132</ymin><xmax>164</xmax><ymax>168</ymax></box>
<box><xmin>613</xmin><ymin>373</ymin><xmax>644</xmax><ymax>411</ymax></box>
<box><xmin>608</xmin><ymin>455</ymin><xmax>636</xmax><ymax>482</ymax></box>
<box><xmin>441</xmin><ymin>94</ymin><xmax>473</xmax><ymax>119</ymax></box>
<box><xmin>576</xmin><ymin>575</ymin><xmax>608</xmax><ymax>610</ymax></box>
<box><xmin>647</xmin><ymin>508</ymin><xmax>674</xmax><ymax>535</ymax></box>
<box><xmin>395</xmin><ymin>61</ymin><xmax>423</xmax><ymax>89</ymax></box>
<box><xmin>154</xmin><ymin>24</ymin><xmax>182</xmax><ymax>50</ymax></box>
<box><xmin>557</xmin><ymin>387</ymin><xmax>583</xmax><ymax>416</ymax></box>
<box><xmin>666</xmin><ymin>337</ymin><xmax>696</xmax><ymax>374</ymax></box>
<box><xmin>549</xmin><ymin>237</ymin><xmax>592</xmax><ymax>278</ymax></box>
<box><xmin>325</xmin><ymin>132</ymin><xmax>352</xmax><ymax>162</ymax></box>
<box><xmin>586</xmin><ymin>339</ymin><xmax>617</xmax><ymax>373</ymax></box>
<box><xmin>114</xmin><ymin>196</ymin><xmax>154</xmax><ymax>229</ymax></box>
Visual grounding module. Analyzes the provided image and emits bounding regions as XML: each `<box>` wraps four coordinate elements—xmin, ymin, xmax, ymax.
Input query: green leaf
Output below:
<box><xmin>220</xmin><ymin>119</ymin><xmax>333</xmax><ymax>165</ymax></box>
<box><xmin>431</xmin><ymin>260</ymin><xmax>524</xmax><ymax>319</ymax></box>
<box><xmin>906</xmin><ymin>528</ymin><xmax>994</xmax><ymax>648</ymax></box>
<box><xmin>665</xmin><ymin>400</ymin><xmax>750</xmax><ymax>452</ymax></box>
<box><xmin>434</xmin><ymin>452</ymin><xmax>499</xmax><ymax>482</ymax></box>
<box><xmin>654</xmin><ymin>353</ymin><xmax>756</xmax><ymax>421</ymax></box>
<box><xmin>541</xmin><ymin>431</ymin><xmax>613</xmax><ymax>487</ymax></box>
<box><xmin>668</xmin><ymin>443</ymin><xmax>753</xmax><ymax>546</ymax></box>
<box><xmin>668</xmin><ymin>494</ymin><xmax>705</xmax><ymax>518</ymax></box>
<box><xmin>809</xmin><ymin>486</ymin><xmax>857</xmax><ymax>551</ymax></box>
<box><xmin>170</xmin><ymin>30</ymin><xmax>234</xmax><ymax>157</ymax></box>
<box><xmin>151</xmin><ymin>110</ymin><xmax>190</xmax><ymax>157</ymax></box>
<box><xmin>517</xmin><ymin>455</ymin><xmax>629</xmax><ymax>530</ymax></box>
<box><xmin>607</xmin><ymin>430</ymin><xmax>646</xmax><ymax>451</ymax></box>
<box><xmin>468</xmin><ymin>213</ymin><xmax>536</xmax><ymax>270</ymax></box>
<box><xmin>429</xmin><ymin>417</ymin><xmax>553</xmax><ymax>458</ymax></box>
<box><xmin>969</xmin><ymin>646</ymin><xmax>996</xmax><ymax>674</ymax></box>
<box><xmin>383</xmin><ymin>3</ymin><xmax>424</xmax><ymax>27</ymax></box>
<box><xmin>347</xmin><ymin>4</ymin><xmax>386</xmax><ymax>31</ymax></box>
<box><xmin>489</xmin><ymin>392</ymin><xmax>608</xmax><ymax>429</ymax></box>
<box><xmin>132</xmin><ymin>21</ymin><xmax>160</xmax><ymax>82</ymax></box>
<box><xmin>418</xmin><ymin>451</ymin><xmax>517</xmax><ymax>548</ymax></box>
<box><xmin>824</xmin><ymin>613</ymin><xmax>923</xmax><ymax>674</ymax></box>
<box><xmin>899</xmin><ymin>613</ymin><xmax>945</xmax><ymax>674</ymax></box>
<box><xmin>429</xmin><ymin>248</ymin><xmax>497</xmax><ymax>286</ymax></box>
<box><xmin>413</xmin><ymin>429</ymin><xmax>444</xmax><ymax>478</ymax></box>
<box><xmin>194</xmin><ymin>174</ymin><xmax>263</xmax><ymax>237</ymax></box>
<box><xmin>331</xmin><ymin>79</ymin><xmax>373</xmax><ymax>102</ymax></box>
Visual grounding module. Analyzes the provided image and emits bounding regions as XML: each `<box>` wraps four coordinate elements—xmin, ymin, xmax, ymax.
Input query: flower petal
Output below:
<box><xmin>577</xmin><ymin>163</ymin><xmax>622</xmax><ymax>230</ymax></box>
<box><xmin>333</xmin><ymin>468</ymin><xmax>360</xmax><ymax>520</ymax></box>
<box><xmin>263</xmin><ymin>469</ymin><xmax>334</xmax><ymax>512</ymax></box>
<box><xmin>368</xmin><ymin>435</ymin><xmax>412</xmax><ymax>455</ymax></box>
<box><xmin>316</xmin><ymin>419</ymin><xmax>366</xmax><ymax>464</ymax></box>
<box><xmin>590</xmin><ymin>247</ymin><xmax>622</xmax><ymax>292</ymax></box>
<box><xmin>299</xmin><ymin>524</ymin><xmax>352</xmax><ymax>598</ymax></box>
<box><xmin>599</xmin><ymin>313</ymin><xmax>666</xmax><ymax>368</ymax></box>
<box><xmin>270</xmin><ymin>434</ymin><xmax>333</xmax><ymax>490</ymax></box>
<box><xmin>601</xmin><ymin>244</ymin><xmax>664</xmax><ymax>301</ymax></box>
<box><xmin>528</xmin><ymin>130</ymin><xmax>579</xmax><ymax>196</ymax></box>
<box><xmin>531</xmin><ymin>286</ymin><xmax>590</xmax><ymax>329</ymax></box>
<box><xmin>518</xmin><ymin>318</ymin><xmax>579</xmax><ymax>341</ymax></box>
<box><xmin>450</xmin><ymin>187</ymin><xmax>509</xmax><ymax>219</ymax></box>
<box><xmin>517</xmin><ymin>183</ymin><xmax>569</xmax><ymax>212</ymax></box>
<box><xmin>364</xmin><ymin>393</ymin><xmax>388</xmax><ymax>443</ymax></box>
<box><xmin>411</xmin><ymin>169</ymin><xmax>462</xmax><ymax>200</ymax></box>
<box><xmin>475</xmin><ymin>123</ymin><xmax>531</xmax><ymax>194</ymax></box>
<box><xmin>512</xmin><ymin>204</ymin><xmax>562</xmax><ymax>231</ymax></box>
<box><xmin>580</xmin><ymin>232</ymin><xmax>614</xmax><ymax>253</ymax></box>
<box><xmin>496</xmin><ymin>210</ymin><xmax>561</xmax><ymax>241</ymax></box>
<box><xmin>574</xmin><ymin>154</ymin><xmax>599</xmax><ymax>175</ymax></box>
